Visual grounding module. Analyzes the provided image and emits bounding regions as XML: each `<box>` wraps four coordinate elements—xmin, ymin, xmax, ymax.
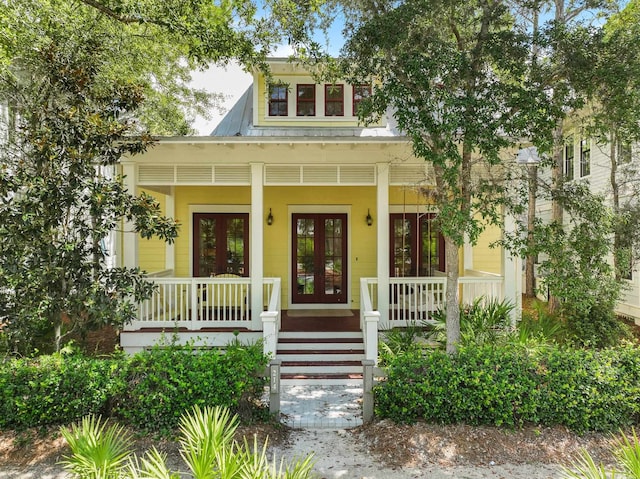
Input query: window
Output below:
<box><xmin>618</xmin><ymin>141</ymin><xmax>632</xmax><ymax>164</ymax></box>
<box><xmin>268</xmin><ymin>84</ymin><xmax>288</xmax><ymax>116</ymax></box>
<box><xmin>193</xmin><ymin>213</ymin><xmax>249</xmax><ymax>277</ymax></box>
<box><xmin>564</xmin><ymin>137</ymin><xmax>574</xmax><ymax>181</ymax></box>
<box><xmin>296</xmin><ymin>84</ymin><xmax>316</xmax><ymax>116</ymax></box>
<box><xmin>352</xmin><ymin>84</ymin><xmax>372</xmax><ymax>116</ymax></box>
<box><xmin>324</xmin><ymin>84</ymin><xmax>344</xmax><ymax>116</ymax></box>
<box><xmin>617</xmin><ymin>247</ymin><xmax>634</xmax><ymax>281</ymax></box>
<box><xmin>580</xmin><ymin>138</ymin><xmax>591</xmax><ymax>177</ymax></box>
<box><xmin>390</xmin><ymin>213</ymin><xmax>444</xmax><ymax>277</ymax></box>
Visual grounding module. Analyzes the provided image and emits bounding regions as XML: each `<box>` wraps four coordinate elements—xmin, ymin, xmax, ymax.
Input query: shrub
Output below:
<box><xmin>376</xmin><ymin>346</ymin><xmax>539</xmax><ymax>427</ymax></box>
<box><xmin>115</xmin><ymin>340</ymin><xmax>269</xmax><ymax>434</ymax></box>
<box><xmin>564</xmin><ymin>302</ymin><xmax>631</xmax><ymax>349</ymax></box>
<box><xmin>375</xmin><ymin>344</ymin><xmax>640</xmax><ymax>432</ymax></box>
<box><xmin>536</xmin><ymin>347</ymin><xmax>640</xmax><ymax>432</ymax></box>
<box><xmin>0</xmin><ymin>352</ymin><xmax>125</xmax><ymax>429</ymax></box>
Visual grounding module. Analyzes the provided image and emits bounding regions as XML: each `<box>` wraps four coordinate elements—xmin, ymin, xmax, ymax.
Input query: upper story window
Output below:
<box><xmin>296</xmin><ymin>84</ymin><xmax>316</xmax><ymax>116</ymax></box>
<box><xmin>564</xmin><ymin>136</ymin><xmax>574</xmax><ymax>181</ymax></box>
<box><xmin>268</xmin><ymin>84</ymin><xmax>288</xmax><ymax>116</ymax></box>
<box><xmin>580</xmin><ymin>137</ymin><xmax>591</xmax><ymax>177</ymax></box>
<box><xmin>353</xmin><ymin>84</ymin><xmax>372</xmax><ymax>116</ymax></box>
<box><xmin>324</xmin><ymin>84</ymin><xmax>344</xmax><ymax>116</ymax></box>
<box><xmin>618</xmin><ymin>141</ymin><xmax>632</xmax><ymax>164</ymax></box>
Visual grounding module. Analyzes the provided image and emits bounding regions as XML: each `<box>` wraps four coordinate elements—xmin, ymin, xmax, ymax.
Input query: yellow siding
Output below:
<box><xmin>264</xmin><ymin>186</ymin><xmax>377</xmax><ymax>308</ymax></box>
<box><xmin>471</xmin><ymin>223</ymin><xmax>502</xmax><ymax>274</ymax></box>
<box><xmin>389</xmin><ymin>186</ymin><xmax>430</xmax><ymax>206</ymax></box>
<box><xmin>138</xmin><ymin>189</ymin><xmax>167</xmax><ymax>274</ymax></box>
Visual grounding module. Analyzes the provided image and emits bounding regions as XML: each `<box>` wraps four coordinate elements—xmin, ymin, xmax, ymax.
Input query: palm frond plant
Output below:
<box><xmin>61</xmin><ymin>405</ymin><xmax>316</xmax><ymax>479</ymax></box>
<box><xmin>427</xmin><ymin>298</ymin><xmax>514</xmax><ymax>348</ymax></box>
<box><xmin>179</xmin><ymin>405</ymin><xmax>239</xmax><ymax>479</ymax></box>
<box><xmin>614</xmin><ymin>429</ymin><xmax>640</xmax><ymax>479</ymax></box>
<box><xmin>128</xmin><ymin>448</ymin><xmax>179</xmax><ymax>479</ymax></box>
<box><xmin>60</xmin><ymin>415</ymin><xmax>132</xmax><ymax>479</ymax></box>
<box><xmin>561</xmin><ymin>449</ymin><xmax>616</xmax><ymax>479</ymax></box>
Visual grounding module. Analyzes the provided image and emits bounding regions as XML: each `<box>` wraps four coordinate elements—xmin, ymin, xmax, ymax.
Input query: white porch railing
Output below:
<box><xmin>361</xmin><ymin>273</ymin><xmax>505</xmax><ymax>328</ymax></box>
<box><xmin>130</xmin><ymin>276</ymin><xmax>278</xmax><ymax>331</ymax></box>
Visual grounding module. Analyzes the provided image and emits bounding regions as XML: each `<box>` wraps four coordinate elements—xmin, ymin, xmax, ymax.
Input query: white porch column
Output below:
<box><xmin>165</xmin><ymin>186</ymin><xmax>175</xmax><ymax>273</ymax></box>
<box><xmin>463</xmin><ymin>233</ymin><xmax>474</xmax><ymax>273</ymax></box>
<box><xmin>250</xmin><ymin>163</ymin><xmax>264</xmax><ymax>329</ymax></box>
<box><xmin>122</xmin><ymin>163</ymin><xmax>138</xmax><ymax>269</ymax></box>
<box><xmin>376</xmin><ymin>163</ymin><xmax>390</xmax><ymax>327</ymax></box>
<box><xmin>503</xmin><ymin>211</ymin><xmax>522</xmax><ymax>325</ymax></box>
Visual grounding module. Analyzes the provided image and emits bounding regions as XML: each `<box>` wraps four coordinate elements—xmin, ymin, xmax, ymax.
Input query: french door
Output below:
<box><xmin>390</xmin><ymin>213</ymin><xmax>444</xmax><ymax>277</ymax></box>
<box><xmin>193</xmin><ymin>213</ymin><xmax>249</xmax><ymax>277</ymax></box>
<box><xmin>292</xmin><ymin>213</ymin><xmax>347</xmax><ymax>304</ymax></box>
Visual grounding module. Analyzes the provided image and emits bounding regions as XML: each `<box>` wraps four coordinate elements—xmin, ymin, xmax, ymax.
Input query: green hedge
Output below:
<box><xmin>0</xmin><ymin>342</ymin><xmax>269</xmax><ymax>433</ymax></box>
<box><xmin>375</xmin><ymin>345</ymin><xmax>640</xmax><ymax>432</ymax></box>
<box><xmin>0</xmin><ymin>353</ymin><xmax>124</xmax><ymax>429</ymax></box>
<box><xmin>115</xmin><ymin>342</ymin><xmax>269</xmax><ymax>434</ymax></box>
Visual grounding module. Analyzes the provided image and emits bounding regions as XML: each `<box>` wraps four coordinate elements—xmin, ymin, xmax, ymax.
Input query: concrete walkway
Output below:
<box><xmin>278</xmin><ymin>383</ymin><xmax>364</xmax><ymax>429</ymax></box>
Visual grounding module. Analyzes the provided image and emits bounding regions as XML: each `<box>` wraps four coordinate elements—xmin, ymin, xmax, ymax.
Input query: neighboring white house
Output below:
<box><xmin>534</xmin><ymin>125</ymin><xmax>640</xmax><ymax>322</ymax></box>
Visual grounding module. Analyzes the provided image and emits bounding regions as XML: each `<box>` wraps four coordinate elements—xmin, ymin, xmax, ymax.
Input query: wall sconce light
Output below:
<box><xmin>266</xmin><ymin>208</ymin><xmax>274</xmax><ymax>226</ymax></box>
<box><xmin>366</xmin><ymin>209</ymin><xmax>373</xmax><ymax>226</ymax></box>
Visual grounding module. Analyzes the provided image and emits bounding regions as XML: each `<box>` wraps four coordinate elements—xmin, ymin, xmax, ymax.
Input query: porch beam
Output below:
<box><xmin>250</xmin><ymin>162</ymin><xmax>264</xmax><ymax>328</ymax></box>
<box><xmin>376</xmin><ymin>163</ymin><xmax>390</xmax><ymax>327</ymax></box>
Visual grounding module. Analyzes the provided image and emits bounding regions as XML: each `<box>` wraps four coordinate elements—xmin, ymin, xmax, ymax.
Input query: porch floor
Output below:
<box><xmin>281</xmin><ymin>310</ymin><xmax>360</xmax><ymax>332</ymax></box>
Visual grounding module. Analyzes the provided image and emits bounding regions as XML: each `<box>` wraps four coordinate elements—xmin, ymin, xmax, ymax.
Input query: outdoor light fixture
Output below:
<box><xmin>267</xmin><ymin>208</ymin><xmax>274</xmax><ymax>225</ymax></box>
<box><xmin>366</xmin><ymin>209</ymin><xmax>373</xmax><ymax>226</ymax></box>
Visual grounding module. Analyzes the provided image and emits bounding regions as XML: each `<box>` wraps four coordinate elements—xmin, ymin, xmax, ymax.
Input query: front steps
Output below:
<box><xmin>277</xmin><ymin>331</ymin><xmax>365</xmax><ymax>385</ymax></box>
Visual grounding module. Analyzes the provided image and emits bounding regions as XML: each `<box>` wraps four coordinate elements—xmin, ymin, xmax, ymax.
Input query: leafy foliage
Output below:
<box><xmin>0</xmin><ymin>34</ymin><xmax>178</xmax><ymax>353</ymax></box>
<box><xmin>375</xmin><ymin>345</ymin><xmax>640</xmax><ymax>433</ymax></box>
<box><xmin>0</xmin><ymin>341</ymin><xmax>268</xmax><ymax>432</ymax></box>
<box><xmin>116</xmin><ymin>340</ymin><xmax>269</xmax><ymax>435</ymax></box>
<box><xmin>340</xmin><ymin>0</ymin><xmax>558</xmax><ymax>352</ymax></box>
<box><xmin>0</xmin><ymin>352</ymin><xmax>125</xmax><ymax>429</ymax></box>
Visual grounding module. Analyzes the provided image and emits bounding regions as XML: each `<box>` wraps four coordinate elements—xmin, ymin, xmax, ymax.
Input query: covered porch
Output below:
<box><xmin>121</xmin><ymin>271</ymin><xmax>515</xmax><ymax>362</ymax></box>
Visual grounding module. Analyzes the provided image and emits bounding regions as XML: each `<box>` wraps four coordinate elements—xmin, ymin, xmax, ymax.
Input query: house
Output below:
<box><xmin>119</xmin><ymin>59</ymin><xmax>522</xmax><ymax>376</ymax></box>
<box><xmin>535</xmin><ymin>122</ymin><xmax>640</xmax><ymax>322</ymax></box>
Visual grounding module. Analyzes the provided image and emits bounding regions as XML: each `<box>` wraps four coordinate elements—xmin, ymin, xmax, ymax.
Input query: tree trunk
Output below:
<box><xmin>525</xmin><ymin>163</ymin><xmax>538</xmax><ymax>297</ymax></box>
<box><xmin>445</xmin><ymin>235</ymin><xmax>460</xmax><ymax>354</ymax></box>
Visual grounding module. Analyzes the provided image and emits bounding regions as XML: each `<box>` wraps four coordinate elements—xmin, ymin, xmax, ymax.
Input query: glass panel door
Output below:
<box><xmin>390</xmin><ymin>213</ymin><xmax>444</xmax><ymax>277</ymax></box>
<box><xmin>292</xmin><ymin>214</ymin><xmax>347</xmax><ymax>304</ymax></box>
<box><xmin>193</xmin><ymin>213</ymin><xmax>249</xmax><ymax>277</ymax></box>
